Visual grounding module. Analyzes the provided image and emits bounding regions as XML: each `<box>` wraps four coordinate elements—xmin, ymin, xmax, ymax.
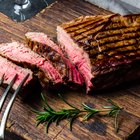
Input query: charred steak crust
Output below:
<box><xmin>0</xmin><ymin>42</ymin><xmax>63</xmax><ymax>87</ymax></box>
<box><xmin>57</xmin><ymin>14</ymin><xmax>140</xmax><ymax>93</ymax></box>
<box><xmin>25</xmin><ymin>32</ymin><xmax>84</xmax><ymax>87</ymax></box>
<box><xmin>25</xmin><ymin>35</ymin><xmax>68</xmax><ymax>81</ymax></box>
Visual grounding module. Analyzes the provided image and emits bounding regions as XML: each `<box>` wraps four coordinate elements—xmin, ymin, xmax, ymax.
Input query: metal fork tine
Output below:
<box><xmin>0</xmin><ymin>74</ymin><xmax>17</xmax><ymax>111</ymax></box>
<box><xmin>0</xmin><ymin>73</ymin><xmax>29</xmax><ymax>140</ymax></box>
<box><xmin>0</xmin><ymin>74</ymin><xmax>4</xmax><ymax>86</ymax></box>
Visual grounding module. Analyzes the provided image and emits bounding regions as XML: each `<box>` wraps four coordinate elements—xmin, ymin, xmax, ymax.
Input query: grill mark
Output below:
<box><xmin>90</xmin><ymin>43</ymin><xmax>140</xmax><ymax>65</ymax></box>
<box><xmin>82</xmin><ymin>33</ymin><xmax>140</xmax><ymax>55</ymax></box>
<box><xmin>67</xmin><ymin>18</ymin><xmax>103</xmax><ymax>33</ymax></box>
<box><xmin>72</xmin><ymin>20</ymin><xmax>109</xmax><ymax>41</ymax></box>
<box><xmin>91</xmin><ymin>31</ymin><xmax>140</xmax><ymax>47</ymax></box>
<box><xmin>106</xmin><ymin>44</ymin><xmax>140</xmax><ymax>57</ymax></box>
<box><xmin>98</xmin><ymin>44</ymin><xmax>139</xmax><ymax>58</ymax></box>
<box><xmin>81</xmin><ymin>28</ymin><xmax>140</xmax><ymax>48</ymax></box>
<box><xmin>108</xmin><ymin>14</ymin><xmax>140</xmax><ymax>28</ymax></box>
<box><xmin>63</xmin><ymin>15</ymin><xmax>114</xmax><ymax>30</ymax></box>
<box><xmin>97</xmin><ymin>26</ymin><xmax>140</xmax><ymax>39</ymax></box>
<box><xmin>104</xmin><ymin>24</ymin><xmax>135</xmax><ymax>31</ymax></box>
<box><xmin>91</xmin><ymin>39</ymin><xmax>137</xmax><ymax>56</ymax></box>
<box><xmin>108</xmin><ymin>45</ymin><xmax>138</xmax><ymax>54</ymax></box>
<box><xmin>64</xmin><ymin>16</ymin><xmax>101</xmax><ymax>29</ymax></box>
<box><xmin>90</xmin><ymin>47</ymin><xmax>140</xmax><ymax>66</ymax></box>
<box><xmin>88</xmin><ymin>43</ymin><xmax>136</xmax><ymax>61</ymax></box>
<box><xmin>77</xmin><ymin>23</ymin><xmax>128</xmax><ymax>43</ymax></box>
<box><xmin>104</xmin><ymin>22</ymin><xmax>126</xmax><ymax>30</ymax></box>
<box><xmin>121</xmin><ymin>15</ymin><xmax>140</xmax><ymax>27</ymax></box>
<box><xmin>73</xmin><ymin>19</ymin><xmax>122</xmax><ymax>42</ymax></box>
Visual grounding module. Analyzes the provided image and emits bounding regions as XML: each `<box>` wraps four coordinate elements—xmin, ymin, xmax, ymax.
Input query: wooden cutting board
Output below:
<box><xmin>0</xmin><ymin>0</ymin><xmax>140</xmax><ymax>139</ymax></box>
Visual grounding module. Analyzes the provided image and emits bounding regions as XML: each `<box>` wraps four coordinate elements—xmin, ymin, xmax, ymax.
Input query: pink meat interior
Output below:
<box><xmin>0</xmin><ymin>42</ymin><xmax>62</xmax><ymax>84</ymax></box>
<box><xmin>57</xmin><ymin>26</ymin><xmax>93</xmax><ymax>92</ymax></box>
<box><xmin>25</xmin><ymin>32</ymin><xmax>62</xmax><ymax>53</ymax></box>
<box><xmin>0</xmin><ymin>56</ymin><xmax>33</xmax><ymax>90</ymax></box>
<box><xmin>25</xmin><ymin>32</ymin><xmax>84</xmax><ymax>86</ymax></box>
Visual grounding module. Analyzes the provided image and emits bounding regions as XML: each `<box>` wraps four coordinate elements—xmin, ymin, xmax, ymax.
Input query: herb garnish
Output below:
<box><xmin>34</xmin><ymin>93</ymin><xmax>123</xmax><ymax>133</ymax></box>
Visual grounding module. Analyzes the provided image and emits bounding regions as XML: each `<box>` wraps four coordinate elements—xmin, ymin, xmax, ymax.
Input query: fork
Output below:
<box><xmin>0</xmin><ymin>73</ymin><xmax>29</xmax><ymax>140</ymax></box>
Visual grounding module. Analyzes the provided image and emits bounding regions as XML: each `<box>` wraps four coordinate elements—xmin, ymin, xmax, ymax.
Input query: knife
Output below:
<box><xmin>85</xmin><ymin>0</ymin><xmax>140</xmax><ymax>15</ymax></box>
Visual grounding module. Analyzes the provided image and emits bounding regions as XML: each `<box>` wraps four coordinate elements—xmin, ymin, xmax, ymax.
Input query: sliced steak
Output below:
<box><xmin>0</xmin><ymin>42</ymin><xmax>62</xmax><ymax>87</ymax></box>
<box><xmin>0</xmin><ymin>56</ymin><xmax>33</xmax><ymax>90</ymax></box>
<box><xmin>25</xmin><ymin>32</ymin><xmax>84</xmax><ymax>87</ymax></box>
<box><xmin>57</xmin><ymin>14</ymin><xmax>140</xmax><ymax>93</ymax></box>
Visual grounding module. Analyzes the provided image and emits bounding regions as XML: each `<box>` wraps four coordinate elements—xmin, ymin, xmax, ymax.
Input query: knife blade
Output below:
<box><xmin>85</xmin><ymin>0</ymin><xmax>140</xmax><ymax>15</ymax></box>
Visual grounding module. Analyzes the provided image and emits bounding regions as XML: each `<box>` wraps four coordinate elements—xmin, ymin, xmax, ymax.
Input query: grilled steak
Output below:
<box><xmin>57</xmin><ymin>14</ymin><xmax>140</xmax><ymax>93</ymax></box>
<box><xmin>25</xmin><ymin>32</ymin><xmax>84</xmax><ymax>87</ymax></box>
<box><xmin>0</xmin><ymin>42</ymin><xmax>62</xmax><ymax>87</ymax></box>
<box><xmin>0</xmin><ymin>56</ymin><xmax>33</xmax><ymax>90</ymax></box>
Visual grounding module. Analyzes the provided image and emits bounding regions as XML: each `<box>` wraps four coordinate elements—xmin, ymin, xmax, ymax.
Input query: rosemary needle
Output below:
<box><xmin>34</xmin><ymin>93</ymin><xmax>123</xmax><ymax>133</ymax></box>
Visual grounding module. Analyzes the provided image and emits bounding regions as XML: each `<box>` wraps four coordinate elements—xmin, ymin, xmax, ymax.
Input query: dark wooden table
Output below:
<box><xmin>0</xmin><ymin>0</ymin><xmax>140</xmax><ymax>139</ymax></box>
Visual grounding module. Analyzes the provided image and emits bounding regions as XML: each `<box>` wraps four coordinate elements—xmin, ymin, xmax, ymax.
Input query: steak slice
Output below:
<box><xmin>57</xmin><ymin>14</ymin><xmax>140</xmax><ymax>93</ymax></box>
<box><xmin>0</xmin><ymin>56</ymin><xmax>33</xmax><ymax>90</ymax></box>
<box><xmin>25</xmin><ymin>32</ymin><xmax>84</xmax><ymax>87</ymax></box>
<box><xmin>0</xmin><ymin>42</ymin><xmax>62</xmax><ymax>87</ymax></box>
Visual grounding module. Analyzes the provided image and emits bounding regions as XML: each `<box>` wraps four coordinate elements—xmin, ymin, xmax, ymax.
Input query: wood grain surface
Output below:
<box><xmin>0</xmin><ymin>0</ymin><xmax>140</xmax><ymax>139</ymax></box>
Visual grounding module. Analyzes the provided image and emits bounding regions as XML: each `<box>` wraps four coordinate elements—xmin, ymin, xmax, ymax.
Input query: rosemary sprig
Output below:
<box><xmin>103</xmin><ymin>99</ymin><xmax>123</xmax><ymax>132</ymax></box>
<box><xmin>34</xmin><ymin>93</ymin><xmax>123</xmax><ymax>133</ymax></box>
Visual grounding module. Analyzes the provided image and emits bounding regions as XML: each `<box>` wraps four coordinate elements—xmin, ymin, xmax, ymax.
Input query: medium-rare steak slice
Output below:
<box><xmin>57</xmin><ymin>15</ymin><xmax>114</xmax><ymax>92</ymax></box>
<box><xmin>0</xmin><ymin>56</ymin><xmax>33</xmax><ymax>90</ymax></box>
<box><xmin>25</xmin><ymin>32</ymin><xmax>84</xmax><ymax>87</ymax></box>
<box><xmin>57</xmin><ymin>14</ymin><xmax>140</xmax><ymax>93</ymax></box>
<box><xmin>0</xmin><ymin>42</ymin><xmax>62</xmax><ymax>87</ymax></box>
